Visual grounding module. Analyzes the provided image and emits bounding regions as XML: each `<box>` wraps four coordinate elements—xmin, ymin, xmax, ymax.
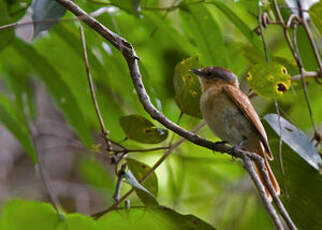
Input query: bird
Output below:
<box><xmin>191</xmin><ymin>66</ymin><xmax>280</xmax><ymax>200</ymax></box>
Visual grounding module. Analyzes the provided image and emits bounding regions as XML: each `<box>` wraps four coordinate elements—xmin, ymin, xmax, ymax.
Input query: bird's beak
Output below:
<box><xmin>190</xmin><ymin>69</ymin><xmax>202</xmax><ymax>76</ymax></box>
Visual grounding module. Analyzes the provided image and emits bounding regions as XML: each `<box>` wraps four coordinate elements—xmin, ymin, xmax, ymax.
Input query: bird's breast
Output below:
<box><xmin>200</xmin><ymin>87</ymin><xmax>253</xmax><ymax>145</ymax></box>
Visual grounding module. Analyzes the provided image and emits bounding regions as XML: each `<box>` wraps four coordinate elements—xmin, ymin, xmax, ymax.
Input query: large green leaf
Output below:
<box><xmin>127</xmin><ymin>158</ymin><xmax>158</xmax><ymax>206</ymax></box>
<box><xmin>173</xmin><ymin>55</ymin><xmax>202</xmax><ymax>118</ymax></box>
<box><xmin>179</xmin><ymin>3</ymin><xmax>229</xmax><ymax>67</ymax></box>
<box><xmin>12</xmin><ymin>38</ymin><xmax>93</xmax><ymax>147</ymax></box>
<box><xmin>0</xmin><ymin>200</ymin><xmax>98</xmax><ymax>230</ymax></box>
<box><xmin>247</xmin><ymin>62</ymin><xmax>291</xmax><ymax>98</ymax></box>
<box><xmin>97</xmin><ymin>206</ymin><xmax>216</xmax><ymax>230</ymax></box>
<box><xmin>263</xmin><ymin>120</ymin><xmax>322</xmax><ymax>230</ymax></box>
<box><xmin>119</xmin><ymin>114</ymin><xmax>168</xmax><ymax>144</ymax></box>
<box><xmin>309</xmin><ymin>1</ymin><xmax>322</xmax><ymax>34</ymax></box>
<box><xmin>296</xmin><ymin>26</ymin><xmax>317</xmax><ymax>71</ymax></box>
<box><xmin>31</xmin><ymin>0</ymin><xmax>66</xmax><ymax>37</ymax></box>
<box><xmin>264</xmin><ymin>113</ymin><xmax>321</xmax><ymax>170</ymax></box>
<box><xmin>123</xmin><ymin>169</ymin><xmax>158</xmax><ymax>206</ymax></box>
<box><xmin>143</xmin><ymin>12</ymin><xmax>196</xmax><ymax>56</ymax></box>
<box><xmin>209</xmin><ymin>1</ymin><xmax>261</xmax><ymax>48</ymax></box>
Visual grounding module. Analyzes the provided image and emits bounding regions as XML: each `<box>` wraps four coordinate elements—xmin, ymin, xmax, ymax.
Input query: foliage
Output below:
<box><xmin>0</xmin><ymin>0</ymin><xmax>321</xmax><ymax>229</ymax></box>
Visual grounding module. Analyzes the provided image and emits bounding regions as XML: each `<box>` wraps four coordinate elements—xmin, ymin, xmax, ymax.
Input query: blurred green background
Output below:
<box><xmin>0</xmin><ymin>0</ymin><xmax>321</xmax><ymax>229</ymax></box>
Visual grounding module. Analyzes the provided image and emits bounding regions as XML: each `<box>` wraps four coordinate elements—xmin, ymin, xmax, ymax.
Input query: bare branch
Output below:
<box><xmin>80</xmin><ymin>24</ymin><xmax>113</xmax><ymax>152</ymax></box>
<box><xmin>258</xmin><ymin>3</ymin><xmax>269</xmax><ymax>62</ymax></box>
<box><xmin>291</xmin><ymin>71</ymin><xmax>319</xmax><ymax>81</ymax></box>
<box><xmin>30</xmin><ymin>125</ymin><xmax>63</xmax><ymax>215</ymax></box>
<box><xmin>113</xmin><ymin>163</ymin><xmax>127</xmax><ymax>202</ymax></box>
<box><xmin>242</xmin><ymin>156</ymin><xmax>283</xmax><ymax>230</ymax></box>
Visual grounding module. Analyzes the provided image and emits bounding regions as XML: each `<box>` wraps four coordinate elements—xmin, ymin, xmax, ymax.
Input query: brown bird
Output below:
<box><xmin>191</xmin><ymin>66</ymin><xmax>280</xmax><ymax>200</ymax></box>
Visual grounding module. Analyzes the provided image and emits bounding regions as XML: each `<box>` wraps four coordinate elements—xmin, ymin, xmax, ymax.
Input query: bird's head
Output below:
<box><xmin>190</xmin><ymin>66</ymin><xmax>239</xmax><ymax>91</ymax></box>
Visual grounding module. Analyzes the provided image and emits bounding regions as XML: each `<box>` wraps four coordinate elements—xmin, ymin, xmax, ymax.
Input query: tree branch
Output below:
<box><xmin>55</xmin><ymin>0</ymin><xmax>291</xmax><ymax>228</ymax></box>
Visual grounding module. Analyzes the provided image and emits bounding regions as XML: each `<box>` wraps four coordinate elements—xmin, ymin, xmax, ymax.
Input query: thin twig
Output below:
<box><xmin>297</xmin><ymin>2</ymin><xmax>322</xmax><ymax>74</ymax></box>
<box><xmin>242</xmin><ymin>156</ymin><xmax>283</xmax><ymax>230</ymax></box>
<box><xmin>54</xmin><ymin>1</ymin><xmax>293</xmax><ymax>227</ymax></box>
<box><xmin>292</xmin><ymin>20</ymin><xmax>318</xmax><ymax>136</ymax></box>
<box><xmin>113</xmin><ymin>146</ymin><xmax>170</xmax><ymax>154</ymax></box>
<box><xmin>273</xmin><ymin>0</ymin><xmax>319</xmax><ymax>141</ymax></box>
<box><xmin>92</xmin><ymin>122</ymin><xmax>206</xmax><ymax>218</ymax></box>
<box><xmin>291</xmin><ymin>71</ymin><xmax>319</xmax><ymax>81</ymax></box>
<box><xmin>259</xmin><ymin>0</ymin><xmax>284</xmax><ymax>173</ymax></box>
<box><xmin>80</xmin><ymin>24</ymin><xmax>112</xmax><ymax>152</ymax></box>
<box><xmin>258</xmin><ymin>3</ymin><xmax>269</xmax><ymax>62</ymax></box>
<box><xmin>113</xmin><ymin>163</ymin><xmax>127</xmax><ymax>202</ymax></box>
<box><xmin>273</xmin><ymin>100</ymin><xmax>285</xmax><ymax>175</ymax></box>
<box><xmin>30</xmin><ymin>125</ymin><xmax>63</xmax><ymax>216</ymax></box>
<box><xmin>259</xmin><ymin>5</ymin><xmax>291</xmax><ymax>218</ymax></box>
<box><xmin>274</xmin><ymin>100</ymin><xmax>289</xmax><ymax>199</ymax></box>
<box><xmin>256</xmin><ymin>154</ymin><xmax>297</xmax><ymax>230</ymax></box>
<box><xmin>0</xmin><ymin>8</ymin><xmax>117</xmax><ymax>32</ymax></box>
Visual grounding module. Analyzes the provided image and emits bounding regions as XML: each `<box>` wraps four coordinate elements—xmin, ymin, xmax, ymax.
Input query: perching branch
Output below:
<box><xmin>242</xmin><ymin>156</ymin><xmax>283</xmax><ymax>230</ymax></box>
<box><xmin>55</xmin><ymin>0</ymin><xmax>291</xmax><ymax>228</ymax></box>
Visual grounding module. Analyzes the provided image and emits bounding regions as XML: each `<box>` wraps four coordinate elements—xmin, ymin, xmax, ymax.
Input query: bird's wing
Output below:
<box><xmin>223</xmin><ymin>84</ymin><xmax>273</xmax><ymax>160</ymax></box>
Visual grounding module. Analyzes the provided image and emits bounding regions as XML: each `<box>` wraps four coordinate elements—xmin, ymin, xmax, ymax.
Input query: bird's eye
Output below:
<box><xmin>206</xmin><ymin>71</ymin><xmax>211</xmax><ymax>76</ymax></box>
<box><xmin>281</xmin><ymin>67</ymin><xmax>287</xmax><ymax>75</ymax></box>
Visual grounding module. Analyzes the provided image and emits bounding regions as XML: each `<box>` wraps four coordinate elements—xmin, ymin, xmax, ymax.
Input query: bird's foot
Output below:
<box><xmin>229</xmin><ymin>139</ymin><xmax>246</xmax><ymax>157</ymax></box>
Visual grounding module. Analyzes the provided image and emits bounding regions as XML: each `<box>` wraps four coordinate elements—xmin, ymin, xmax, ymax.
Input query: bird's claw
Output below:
<box><xmin>229</xmin><ymin>139</ymin><xmax>246</xmax><ymax>156</ymax></box>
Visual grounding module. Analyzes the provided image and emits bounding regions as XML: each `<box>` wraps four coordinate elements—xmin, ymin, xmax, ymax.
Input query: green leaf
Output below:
<box><xmin>296</xmin><ymin>26</ymin><xmax>317</xmax><ymax>71</ymax></box>
<box><xmin>179</xmin><ymin>3</ymin><xmax>229</xmax><ymax>67</ymax></box>
<box><xmin>56</xmin><ymin>213</ymin><xmax>98</xmax><ymax>230</ymax></box>
<box><xmin>0</xmin><ymin>94</ymin><xmax>37</xmax><ymax>163</ymax></box>
<box><xmin>173</xmin><ymin>54</ymin><xmax>202</xmax><ymax>118</ymax></box>
<box><xmin>12</xmin><ymin>38</ymin><xmax>93</xmax><ymax>147</ymax></box>
<box><xmin>119</xmin><ymin>114</ymin><xmax>168</xmax><ymax>144</ymax></box>
<box><xmin>209</xmin><ymin>1</ymin><xmax>261</xmax><ymax>48</ymax></box>
<box><xmin>236</xmin><ymin>0</ymin><xmax>258</xmax><ymax>15</ymax></box>
<box><xmin>0</xmin><ymin>200</ymin><xmax>98</xmax><ymax>230</ymax></box>
<box><xmin>263</xmin><ymin>121</ymin><xmax>322</xmax><ymax>230</ymax></box>
<box><xmin>309</xmin><ymin>1</ymin><xmax>322</xmax><ymax>34</ymax></box>
<box><xmin>123</xmin><ymin>169</ymin><xmax>158</xmax><ymax>206</ymax></box>
<box><xmin>31</xmin><ymin>0</ymin><xmax>66</xmax><ymax>37</ymax></box>
<box><xmin>235</xmin><ymin>43</ymin><xmax>266</xmax><ymax>64</ymax></box>
<box><xmin>110</xmin><ymin>0</ymin><xmax>141</xmax><ymax>15</ymax></box>
<box><xmin>142</xmin><ymin>12</ymin><xmax>196</xmax><ymax>56</ymax></box>
<box><xmin>247</xmin><ymin>62</ymin><xmax>291</xmax><ymax>98</ymax></box>
<box><xmin>0</xmin><ymin>200</ymin><xmax>60</xmax><ymax>230</ymax></box>
<box><xmin>97</xmin><ymin>206</ymin><xmax>216</xmax><ymax>230</ymax></box>
<box><xmin>0</xmin><ymin>1</ymin><xmax>15</xmax><ymax>51</ymax></box>
<box><xmin>127</xmin><ymin>158</ymin><xmax>158</xmax><ymax>206</ymax></box>
<box><xmin>272</xmin><ymin>56</ymin><xmax>298</xmax><ymax>76</ymax></box>
<box><xmin>264</xmin><ymin>113</ymin><xmax>321</xmax><ymax>170</ymax></box>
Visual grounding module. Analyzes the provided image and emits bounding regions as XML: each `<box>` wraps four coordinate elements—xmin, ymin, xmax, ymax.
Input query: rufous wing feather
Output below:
<box><xmin>222</xmin><ymin>85</ymin><xmax>273</xmax><ymax>160</ymax></box>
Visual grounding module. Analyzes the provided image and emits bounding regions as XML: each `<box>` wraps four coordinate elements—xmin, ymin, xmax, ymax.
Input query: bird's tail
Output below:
<box><xmin>254</xmin><ymin>159</ymin><xmax>280</xmax><ymax>201</ymax></box>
